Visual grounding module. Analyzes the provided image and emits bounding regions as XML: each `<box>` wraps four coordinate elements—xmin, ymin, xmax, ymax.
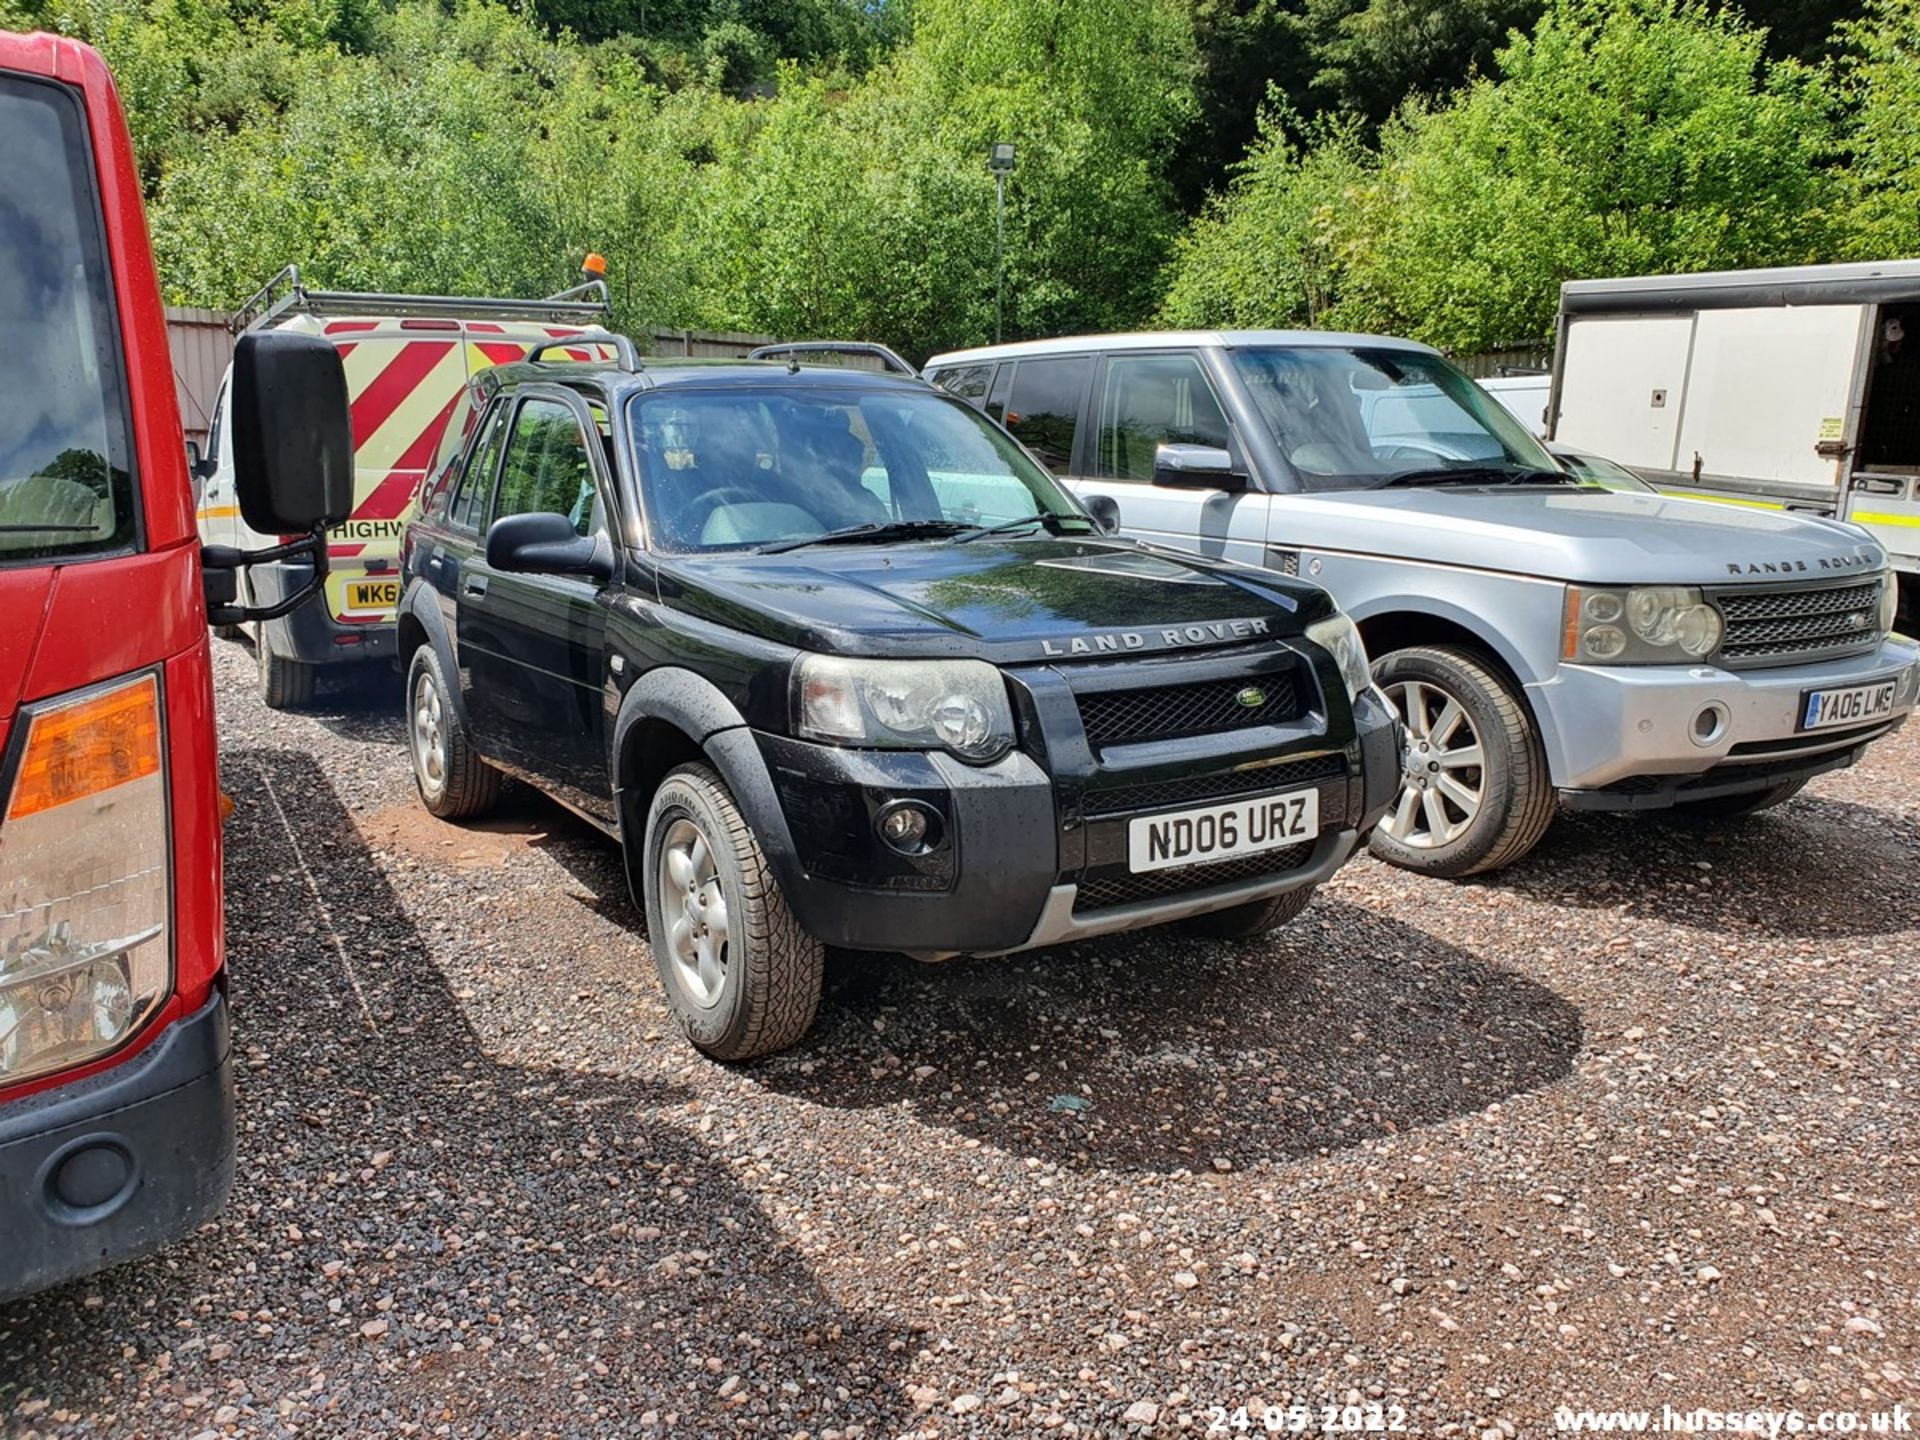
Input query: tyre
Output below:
<box><xmin>642</xmin><ymin>762</ymin><xmax>823</xmax><ymax>1061</ymax></box>
<box><xmin>1666</xmin><ymin>777</ymin><xmax>1808</xmax><ymax>821</ymax></box>
<box><xmin>1368</xmin><ymin>645</ymin><xmax>1555</xmax><ymax>878</ymax></box>
<box><xmin>257</xmin><ymin>640</ymin><xmax>316</xmax><ymax>710</ymax></box>
<box><xmin>406</xmin><ymin>645</ymin><xmax>501</xmax><ymax>820</ymax></box>
<box><xmin>1180</xmin><ymin>885</ymin><xmax>1315</xmax><ymax>939</ymax></box>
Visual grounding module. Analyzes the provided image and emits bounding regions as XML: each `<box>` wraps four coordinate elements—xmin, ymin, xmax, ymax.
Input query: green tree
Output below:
<box><xmin>1301</xmin><ymin>0</ymin><xmax>1544</xmax><ymax>122</ymax></box>
<box><xmin>679</xmin><ymin>0</ymin><xmax>1199</xmax><ymax>355</ymax></box>
<box><xmin>1164</xmin><ymin>0</ymin><xmax>1843</xmax><ymax>351</ymax></box>
<box><xmin>1836</xmin><ymin>0</ymin><xmax>1920</xmax><ymax>258</ymax></box>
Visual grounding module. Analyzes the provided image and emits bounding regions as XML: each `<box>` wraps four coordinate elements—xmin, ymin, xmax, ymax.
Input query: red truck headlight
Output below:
<box><xmin>0</xmin><ymin>673</ymin><xmax>171</xmax><ymax>1088</ymax></box>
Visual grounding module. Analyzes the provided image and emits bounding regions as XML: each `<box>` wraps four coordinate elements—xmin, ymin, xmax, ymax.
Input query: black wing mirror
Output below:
<box><xmin>487</xmin><ymin>512</ymin><xmax>612</xmax><ymax>580</ymax></box>
<box><xmin>1081</xmin><ymin>492</ymin><xmax>1121</xmax><ymax>535</ymax></box>
<box><xmin>184</xmin><ymin>438</ymin><xmax>216</xmax><ymax>483</ymax></box>
<box><xmin>1153</xmin><ymin>443</ymin><xmax>1246</xmax><ymax>491</ymax></box>
<box><xmin>200</xmin><ymin>330</ymin><xmax>353</xmax><ymax>626</ymax></box>
<box><xmin>229</xmin><ymin>330</ymin><xmax>353</xmax><ymax>532</ymax></box>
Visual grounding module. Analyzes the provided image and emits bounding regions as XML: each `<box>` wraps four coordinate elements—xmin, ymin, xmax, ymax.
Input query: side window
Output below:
<box><xmin>1095</xmin><ymin>353</ymin><xmax>1232</xmax><ymax>482</ymax></box>
<box><xmin>449</xmin><ymin>400</ymin><xmax>508</xmax><ymax>531</ymax></box>
<box><xmin>493</xmin><ymin>397</ymin><xmax>597</xmax><ymax>536</ymax></box>
<box><xmin>1001</xmin><ymin>357</ymin><xmax>1090</xmax><ymax>473</ymax></box>
<box><xmin>931</xmin><ymin>363</ymin><xmax>994</xmax><ymax>408</ymax></box>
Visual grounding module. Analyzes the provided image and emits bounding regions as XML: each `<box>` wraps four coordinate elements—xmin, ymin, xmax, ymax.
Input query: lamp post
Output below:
<box><xmin>988</xmin><ymin>142</ymin><xmax>1016</xmax><ymax>343</ymax></box>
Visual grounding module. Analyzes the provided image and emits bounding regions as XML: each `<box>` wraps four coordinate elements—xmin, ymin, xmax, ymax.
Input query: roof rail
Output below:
<box><xmin>526</xmin><ymin>329</ymin><xmax>641</xmax><ymax>372</ymax></box>
<box><xmin>230</xmin><ymin>264</ymin><xmax>615</xmax><ymax>334</ymax></box>
<box><xmin>746</xmin><ymin>340</ymin><xmax>917</xmax><ymax>377</ymax></box>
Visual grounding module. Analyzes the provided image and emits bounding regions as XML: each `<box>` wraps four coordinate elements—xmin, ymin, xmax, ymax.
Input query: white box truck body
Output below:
<box><xmin>1549</xmin><ymin>260</ymin><xmax>1920</xmax><ymax>616</ymax></box>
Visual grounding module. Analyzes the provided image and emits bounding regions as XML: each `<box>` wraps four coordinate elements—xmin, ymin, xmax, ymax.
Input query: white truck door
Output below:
<box><xmin>1555</xmin><ymin>314</ymin><xmax>1694</xmax><ymax>472</ymax></box>
<box><xmin>1672</xmin><ymin>304</ymin><xmax>1866</xmax><ymax>511</ymax></box>
<box><xmin>1845</xmin><ymin>304</ymin><xmax>1920</xmax><ymax>581</ymax></box>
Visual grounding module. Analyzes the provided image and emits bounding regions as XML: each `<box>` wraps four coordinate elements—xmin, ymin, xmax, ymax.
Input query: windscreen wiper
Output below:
<box><xmin>757</xmin><ymin>519</ymin><xmax>973</xmax><ymax>554</ymax></box>
<box><xmin>1381</xmin><ymin>465</ymin><xmax>1569</xmax><ymax>488</ymax></box>
<box><xmin>949</xmin><ymin>512</ymin><xmax>1096</xmax><ymax>545</ymax></box>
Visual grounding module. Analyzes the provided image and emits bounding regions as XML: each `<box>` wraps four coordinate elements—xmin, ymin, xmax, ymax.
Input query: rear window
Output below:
<box><xmin>0</xmin><ymin>74</ymin><xmax>135</xmax><ymax>562</ymax></box>
<box><xmin>1002</xmin><ymin>356</ymin><xmax>1090</xmax><ymax>472</ymax></box>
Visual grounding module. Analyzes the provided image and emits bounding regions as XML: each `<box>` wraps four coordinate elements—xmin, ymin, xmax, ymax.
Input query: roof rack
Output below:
<box><xmin>526</xmin><ymin>329</ymin><xmax>641</xmax><ymax>372</ymax></box>
<box><xmin>746</xmin><ymin>340</ymin><xmax>917</xmax><ymax>377</ymax></box>
<box><xmin>230</xmin><ymin>264</ymin><xmax>614</xmax><ymax>335</ymax></box>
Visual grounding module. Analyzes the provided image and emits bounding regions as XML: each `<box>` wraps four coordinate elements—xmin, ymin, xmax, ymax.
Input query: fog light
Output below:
<box><xmin>1690</xmin><ymin>702</ymin><xmax>1729</xmax><ymax>746</ymax></box>
<box><xmin>876</xmin><ymin>801</ymin><xmax>936</xmax><ymax>855</ymax></box>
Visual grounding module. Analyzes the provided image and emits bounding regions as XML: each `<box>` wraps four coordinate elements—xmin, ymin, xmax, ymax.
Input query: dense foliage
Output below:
<box><xmin>1</xmin><ymin>0</ymin><xmax>1912</xmax><ymax>355</ymax></box>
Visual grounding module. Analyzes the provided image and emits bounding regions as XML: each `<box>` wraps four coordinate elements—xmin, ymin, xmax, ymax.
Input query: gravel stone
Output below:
<box><xmin>3</xmin><ymin>641</ymin><xmax>1919</xmax><ymax>1436</ymax></box>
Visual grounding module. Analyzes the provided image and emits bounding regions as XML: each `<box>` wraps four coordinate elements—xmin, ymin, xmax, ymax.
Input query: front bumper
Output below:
<box><xmin>0</xmin><ymin>989</ymin><xmax>235</xmax><ymax>1304</ymax></box>
<box><xmin>1533</xmin><ymin>638</ymin><xmax>1920</xmax><ymax>794</ymax></box>
<box><xmin>752</xmin><ymin>652</ymin><xmax>1397</xmax><ymax>959</ymax></box>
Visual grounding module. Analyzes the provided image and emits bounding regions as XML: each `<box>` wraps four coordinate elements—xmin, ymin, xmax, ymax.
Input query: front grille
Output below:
<box><xmin>1713</xmin><ymin>580</ymin><xmax>1885</xmax><ymax>665</ymax></box>
<box><xmin>1076</xmin><ymin>672</ymin><xmax>1301</xmax><ymax>748</ymax></box>
<box><xmin>1081</xmin><ymin>753</ymin><xmax>1346</xmax><ymax>817</ymax></box>
<box><xmin>1072</xmin><ymin>840</ymin><xmax>1315</xmax><ymax>913</ymax></box>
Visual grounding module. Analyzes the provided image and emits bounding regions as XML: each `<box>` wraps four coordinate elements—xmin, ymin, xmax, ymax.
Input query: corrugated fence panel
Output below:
<box><xmin>166</xmin><ymin>306</ymin><xmax>234</xmax><ymax>447</ymax></box>
<box><xmin>640</xmin><ymin>327</ymin><xmax>774</xmax><ymax>359</ymax></box>
<box><xmin>1452</xmin><ymin>343</ymin><xmax>1553</xmax><ymax>380</ymax></box>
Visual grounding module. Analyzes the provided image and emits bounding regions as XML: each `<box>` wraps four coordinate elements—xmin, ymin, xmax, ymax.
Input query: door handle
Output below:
<box><xmin>426</xmin><ymin>554</ymin><xmax>445</xmax><ymax>572</ymax></box>
<box><xmin>463</xmin><ymin>574</ymin><xmax>489</xmax><ymax>598</ymax></box>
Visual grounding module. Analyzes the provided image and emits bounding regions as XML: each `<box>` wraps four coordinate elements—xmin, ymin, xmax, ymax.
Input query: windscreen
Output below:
<box><xmin>629</xmin><ymin>386</ymin><xmax>1084</xmax><ymax>551</ymax></box>
<box><xmin>1229</xmin><ymin>346</ymin><xmax>1560</xmax><ymax>493</ymax></box>
<box><xmin>0</xmin><ymin>75</ymin><xmax>135</xmax><ymax>561</ymax></box>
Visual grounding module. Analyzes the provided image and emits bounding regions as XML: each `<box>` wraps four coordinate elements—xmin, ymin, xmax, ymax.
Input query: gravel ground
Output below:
<box><xmin>4</xmin><ymin>638</ymin><xmax>1918</xmax><ymax>1438</ymax></box>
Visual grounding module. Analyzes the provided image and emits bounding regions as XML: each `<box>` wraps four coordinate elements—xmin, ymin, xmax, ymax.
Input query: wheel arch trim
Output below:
<box><xmin>609</xmin><ymin>668</ymin><xmax>807</xmax><ymax>904</ymax></box>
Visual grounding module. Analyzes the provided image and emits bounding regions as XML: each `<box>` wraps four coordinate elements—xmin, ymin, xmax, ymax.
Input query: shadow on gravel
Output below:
<box><xmin>757</xmin><ymin>898</ymin><xmax>1582</xmax><ymax>1174</ymax></box>
<box><xmin>219</xmin><ymin>633</ymin><xmax>408</xmax><ymax>746</ymax></box>
<box><xmin>1489</xmin><ymin>796</ymin><xmax>1919</xmax><ymax>940</ymax></box>
<box><xmin>0</xmin><ymin>748</ymin><xmax>906</xmax><ymax>1439</ymax></box>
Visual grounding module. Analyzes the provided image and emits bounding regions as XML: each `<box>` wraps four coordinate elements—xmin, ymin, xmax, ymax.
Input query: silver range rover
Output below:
<box><xmin>924</xmin><ymin>331</ymin><xmax>1920</xmax><ymax>878</ymax></box>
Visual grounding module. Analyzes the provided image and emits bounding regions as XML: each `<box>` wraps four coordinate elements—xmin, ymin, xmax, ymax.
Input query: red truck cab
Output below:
<box><xmin>0</xmin><ymin>32</ymin><xmax>348</xmax><ymax>1300</ymax></box>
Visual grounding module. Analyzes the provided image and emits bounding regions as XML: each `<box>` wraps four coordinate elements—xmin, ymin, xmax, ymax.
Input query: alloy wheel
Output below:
<box><xmin>1380</xmin><ymin>678</ymin><xmax>1485</xmax><ymax>849</ymax></box>
<box><xmin>411</xmin><ymin>669</ymin><xmax>447</xmax><ymax>798</ymax></box>
<box><xmin>658</xmin><ymin>817</ymin><xmax>731</xmax><ymax>1007</ymax></box>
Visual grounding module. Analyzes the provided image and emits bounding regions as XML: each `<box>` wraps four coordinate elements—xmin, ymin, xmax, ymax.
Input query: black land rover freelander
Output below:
<box><xmin>397</xmin><ymin>338</ymin><xmax>1398</xmax><ymax>1059</ymax></box>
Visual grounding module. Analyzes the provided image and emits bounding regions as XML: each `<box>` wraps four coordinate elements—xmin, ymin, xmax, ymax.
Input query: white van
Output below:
<box><xmin>1478</xmin><ymin>373</ymin><xmax>1551</xmax><ymax>437</ymax></box>
<box><xmin>198</xmin><ymin>266</ymin><xmax>611</xmax><ymax>706</ymax></box>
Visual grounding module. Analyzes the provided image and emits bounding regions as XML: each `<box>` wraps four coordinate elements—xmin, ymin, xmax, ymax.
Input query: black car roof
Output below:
<box><xmin>485</xmin><ymin>357</ymin><xmax>932</xmax><ymax>396</ymax></box>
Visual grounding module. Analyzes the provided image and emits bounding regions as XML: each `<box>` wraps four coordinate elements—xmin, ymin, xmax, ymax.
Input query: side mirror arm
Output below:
<box><xmin>201</xmin><ymin>525</ymin><xmax>330</xmax><ymax>626</ymax></box>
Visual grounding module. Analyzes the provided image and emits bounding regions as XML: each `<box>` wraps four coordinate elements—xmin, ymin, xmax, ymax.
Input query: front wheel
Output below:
<box><xmin>1180</xmin><ymin>885</ymin><xmax>1315</xmax><ymax>939</ymax></box>
<box><xmin>1368</xmin><ymin>645</ymin><xmax>1555</xmax><ymax>878</ymax></box>
<box><xmin>642</xmin><ymin>763</ymin><xmax>824</xmax><ymax>1061</ymax></box>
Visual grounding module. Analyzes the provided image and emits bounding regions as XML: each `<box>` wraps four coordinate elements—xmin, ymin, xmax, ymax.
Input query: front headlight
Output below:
<box><xmin>1563</xmin><ymin>585</ymin><xmax>1724</xmax><ymax>664</ymax></box>
<box><xmin>1306</xmin><ymin>613</ymin><xmax>1372</xmax><ymax>700</ymax></box>
<box><xmin>794</xmin><ymin>655</ymin><xmax>1016</xmax><ymax>763</ymax></box>
<box><xmin>1879</xmin><ymin>573</ymin><xmax>1900</xmax><ymax>636</ymax></box>
<box><xmin>1</xmin><ymin>673</ymin><xmax>171</xmax><ymax>1088</ymax></box>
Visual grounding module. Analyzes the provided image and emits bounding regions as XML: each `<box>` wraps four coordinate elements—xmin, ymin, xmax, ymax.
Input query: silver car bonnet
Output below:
<box><xmin>1268</xmin><ymin>486</ymin><xmax>1886</xmax><ymax>586</ymax></box>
